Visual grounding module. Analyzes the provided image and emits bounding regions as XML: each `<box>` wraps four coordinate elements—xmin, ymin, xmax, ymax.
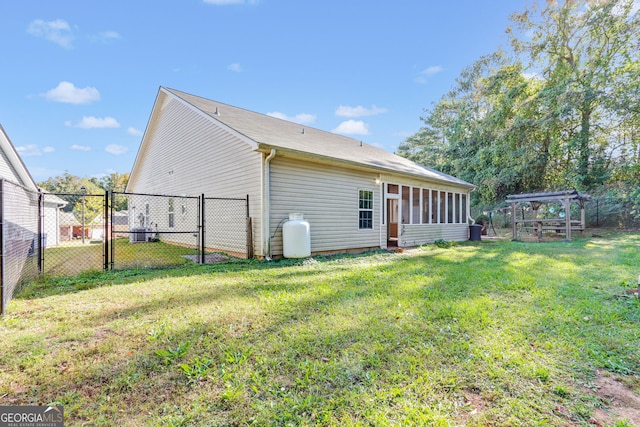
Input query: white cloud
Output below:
<box><xmin>227</xmin><ymin>63</ymin><xmax>243</xmax><ymax>72</ymax></box>
<box><xmin>68</xmin><ymin>116</ymin><xmax>120</xmax><ymax>129</ymax></box>
<box><xmin>332</xmin><ymin>120</ymin><xmax>370</xmax><ymax>136</ymax></box>
<box><xmin>42</xmin><ymin>81</ymin><xmax>101</xmax><ymax>105</ymax></box>
<box><xmin>422</xmin><ymin>65</ymin><xmax>444</xmax><ymax>76</ymax></box>
<box><xmin>105</xmin><ymin>144</ymin><xmax>128</xmax><ymax>155</ymax></box>
<box><xmin>267</xmin><ymin>112</ymin><xmax>316</xmax><ymax>125</ymax></box>
<box><xmin>16</xmin><ymin>144</ymin><xmax>55</xmax><ymax>156</ymax></box>
<box><xmin>71</xmin><ymin>144</ymin><xmax>91</xmax><ymax>151</ymax></box>
<box><xmin>335</xmin><ymin>105</ymin><xmax>388</xmax><ymax>118</ymax></box>
<box><xmin>91</xmin><ymin>30</ymin><xmax>122</xmax><ymax>44</ymax></box>
<box><xmin>100</xmin><ymin>31</ymin><xmax>120</xmax><ymax>40</ymax></box>
<box><xmin>127</xmin><ymin>127</ymin><xmax>143</xmax><ymax>137</ymax></box>
<box><xmin>415</xmin><ymin>65</ymin><xmax>444</xmax><ymax>84</ymax></box>
<box><xmin>203</xmin><ymin>0</ymin><xmax>249</xmax><ymax>4</ymax></box>
<box><xmin>27</xmin><ymin>19</ymin><xmax>74</xmax><ymax>48</ymax></box>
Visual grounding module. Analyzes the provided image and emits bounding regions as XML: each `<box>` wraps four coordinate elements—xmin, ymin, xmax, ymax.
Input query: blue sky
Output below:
<box><xmin>0</xmin><ymin>1</ymin><xmax>522</xmax><ymax>182</ymax></box>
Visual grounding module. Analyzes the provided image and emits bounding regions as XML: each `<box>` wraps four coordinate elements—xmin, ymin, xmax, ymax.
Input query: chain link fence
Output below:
<box><xmin>111</xmin><ymin>192</ymin><xmax>202</xmax><ymax>270</ymax></box>
<box><xmin>0</xmin><ymin>179</ymin><xmax>40</xmax><ymax>314</ymax></box>
<box><xmin>1</xmin><ymin>188</ymin><xmax>250</xmax><ymax>314</ymax></box>
<box><xmin>41</xmin><ymin>192</ymin><xmax>107</xmax><ymax>277</ymax></box>
<box><xmin>204</xmin><ymin>196</ymin><xmax>252</xmax><ymax>260</ymax></box>
<box><xmin>586</xmin><ymin>196</ymin><xmax>640</xmax><ymax>229</ymax></box>
<box><xmin>473</xmin><ymin>193</ymin><xmax>640</xmax><ymax>236</ymax></box>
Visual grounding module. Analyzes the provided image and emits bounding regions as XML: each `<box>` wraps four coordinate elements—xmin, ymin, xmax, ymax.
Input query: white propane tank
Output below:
<box><xmin>282</xmin><ymin>213</ymin><xmax>311</xmax><ymax>258</ymax></box>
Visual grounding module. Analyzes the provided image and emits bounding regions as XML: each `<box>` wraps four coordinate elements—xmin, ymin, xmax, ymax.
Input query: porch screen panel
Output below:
<box><xmin>401</xmin><ymin>186</ymin><xmax>410</xmax><ymax>224</ymax></box>
<box><xmin>431</xmin><ymin>190</ymin><xmax>438</xmax><ymax>223</ymax></box>
<box><xmin>461</xmin><ymin>194</ymin><xmax>467</xmax><ymax>223</ymax></box>
<box><xmin>412</xmin><ymin>188</ymin><xmax>420</xmax><ymax>224</ymax></box>
<box><xmin>422</xmin><ymin>189</ymin><xmax>430</xmax><ymax>224</ymax></box>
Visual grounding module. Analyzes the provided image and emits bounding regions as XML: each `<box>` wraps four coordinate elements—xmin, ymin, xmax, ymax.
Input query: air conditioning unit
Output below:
<box><xmin>130</xmin><ymin>227</ymin><xmax>152</xmax><ymax>243</ymax></box>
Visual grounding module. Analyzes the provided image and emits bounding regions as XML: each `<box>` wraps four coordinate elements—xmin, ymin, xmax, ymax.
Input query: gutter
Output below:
<box><xmin>255</xmin><ymin>144</ymin><xmax>476</xmax><ymax>191</ymax></box>
<box><xmin>467</xmin><ymin>187</ymin><xmax>476</xmax><ymax>224</ymax></box>
<box><xmin>263</xmin><ymin>149</ymin><xmax>277</xmax><ymax>260</ymax></box>
<box><xmin>378</xmin><ymin>174</ymin><xmax>383</xmax><ymax>250</ymax></box>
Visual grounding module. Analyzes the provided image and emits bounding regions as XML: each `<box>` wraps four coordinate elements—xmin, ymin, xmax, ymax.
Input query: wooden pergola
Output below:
<box><xmin>505</xmin><ymin>190</ymin><xmax>590</xmax><ymax>241</ymax></box>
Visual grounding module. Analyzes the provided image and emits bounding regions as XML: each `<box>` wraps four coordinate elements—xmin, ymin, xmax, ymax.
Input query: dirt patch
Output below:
<box><xmin>589</xmin><ymin>370</ymin><xmax>640</xmax><ymax>426</ymax></box>
<box><xmin>183</xmin><ymin>253</ymin><xmax>229</xmax><ymax>263</ymax></box>
<box><xmin>455</xmin><ymin>391</ymin><xmax>488</xmax><ymax>424</ymax></box>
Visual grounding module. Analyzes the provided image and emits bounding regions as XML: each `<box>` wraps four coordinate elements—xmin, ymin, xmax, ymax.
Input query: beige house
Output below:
<box><xmin>127</xmin><ymin>87</ymin><xmax>475</xmax><ymax>258</ymax></box>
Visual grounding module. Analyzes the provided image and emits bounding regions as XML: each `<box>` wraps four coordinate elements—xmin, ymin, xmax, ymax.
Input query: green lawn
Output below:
<box><xmin>1</xmin><ymin>233</ymin><xmax>639</xmax><ymax>426</ymax></box>
<box><xmin>42</xmin><ymin>239</ymin><xmax>201</xmax><ymax>277</ymax></box>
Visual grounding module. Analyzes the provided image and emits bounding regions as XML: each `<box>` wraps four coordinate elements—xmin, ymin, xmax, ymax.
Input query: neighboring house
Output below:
<box><xmin>127</xmin><ymin>87</ymin><xmax>476</xmax><ymax>258</ymax></box>
<box><xmin>59</xmin><ymin>211</ymin><xmax>94</xmax><ymax>242</ymax></box>
<box><xmin>0</xmin><ymin>124</ymin><xmax>66</xmax><ymax>248</ymax></box>
<box><xmin>42</xmin><ymin>193</ymin><xmax>68</xmax><ymax>247</ymax></box>
<box><xmin>90</xmin><ymin>210</ymin><xmax>129</xmax><ymax>240</ymax></box>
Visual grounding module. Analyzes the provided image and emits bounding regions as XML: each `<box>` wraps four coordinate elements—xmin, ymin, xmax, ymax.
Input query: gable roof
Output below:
<box><xmin>43</xmin><ymin>193</ymin><xmax>69</xmax><ymax>207</ymax></box>
<box><xmin>0</xmin><ymin>124</ymin><xmax>37</xmax><ymax>191</ymax></box>
<box><xmin>149</xmin><ymin>87</ymin><xmax>474</xmax><ymax>189</ymax></box>
<box><xmin>59</xmin><ymin>211</ymin><xmax>82</xmax><ymax>226</ymax></box>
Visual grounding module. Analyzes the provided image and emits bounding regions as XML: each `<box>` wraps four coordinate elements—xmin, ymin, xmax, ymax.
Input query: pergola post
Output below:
<box><xmin>511</xmin><ymin>202</ymin><xmax>517</xmax><ymax>240</ymax></box>
<box><xmin>564</xmin><ymin>197</ymin><xmax>571</xmax><ymax>241</ymax></box>
<box><xmin>506</xmin><ymin>190</ymin><xmax>590</xmax><ymax>242</ymax></box>
<box><xmin>531</xmin><ymin>201</ymin><xmax>542</xmax><ymax>241</ymax></box>
<box><xmin>580</xmin><ymin>200</ymin><xmax>586</xmax><ymax>236</ymax></box>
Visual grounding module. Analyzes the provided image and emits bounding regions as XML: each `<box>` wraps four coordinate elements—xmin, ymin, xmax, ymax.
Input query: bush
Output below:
<box><xmin>433</xmin><ymin>239</ymin><xmax>457</xmax><ymax>248</ymax></box>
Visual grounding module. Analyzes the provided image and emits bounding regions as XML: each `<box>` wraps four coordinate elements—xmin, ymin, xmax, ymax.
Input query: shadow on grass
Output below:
<box><xmin>4</xmin><ymin>233</ymin><xmax>640</xmax><ymax>425</ymax></box>
<box><xmin>15</xmin><ymin>249</ymin><xmax>389</xmax><ymax>300</ymax></box>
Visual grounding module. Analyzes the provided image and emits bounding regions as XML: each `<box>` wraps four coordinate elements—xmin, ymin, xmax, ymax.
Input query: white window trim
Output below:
<box><xmin>358</xmin><ymin>188</ymin><xmax>374</xmax><ymax>230</ymax></box>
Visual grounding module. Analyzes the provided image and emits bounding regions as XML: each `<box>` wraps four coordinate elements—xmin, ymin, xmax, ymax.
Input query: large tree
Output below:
<box><xmin>38</xmin><ymin>171</ymin><xmax>130</xmax><ymax>219</ymax></box>
<box><xmin>400</xmin><ymin>0</ymin><xmax>640</xmax><ymax>205</ymax></box>
<box><xmin>510</xmin><ymin>0</ymin><xmax>640</xmax><ymax>188</ymax></box>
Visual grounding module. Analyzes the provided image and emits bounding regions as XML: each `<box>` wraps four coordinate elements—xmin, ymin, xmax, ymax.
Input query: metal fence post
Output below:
<box><xmin>38</xmin><ymin>190</ymin><xmax>44</xmax><ymax>274</ymax></box>
<box><xmin>246</xmin><ymin>194</ymin><xmax>253</xmax><ymax>259</ymax></box>
<box><xmin>0</xmin><ymin>178</ymin><xmax>4</xmax><ymax>315</ymax></box>
<box><xmin>104</xmin><ymin>190</ymin><xmax>109</xmax><ymax>271</ymax></box>
<box><xmin>200</xmin><ymin>194</ymin><xmax>205</xmax><ymax>264</ymax></box>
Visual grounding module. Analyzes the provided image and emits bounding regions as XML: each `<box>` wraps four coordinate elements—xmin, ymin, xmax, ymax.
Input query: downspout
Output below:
<box><xmin>467</xmin><ymin>187</ymin><xmax>476</xmax><ymax>224</ymax></box>
<box><xmin>263</xmin><ymin>149</ymin><xmax>277</xmax><ymax>261</ymax></box>
<box><xmin>378</xmin><ymin>175</ymin><xmax>383</xmax><ymax>250</ymax></box>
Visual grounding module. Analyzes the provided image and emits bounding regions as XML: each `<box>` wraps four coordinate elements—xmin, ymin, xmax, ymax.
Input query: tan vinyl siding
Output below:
<box><xmin>128</xmin><ymin>96</ymin><xmax>263</xmax><ymax>256</ymax></box>
<box><xmin>0</xmin><ymin>148</ymin><xmax>23</xmax><ymax>184</ymax></box>
<box><xmin>400</xmin><ymin>224</ymin><xmax>469</xmax><ymax>247</ymax></box>
<box><xmin>269</xmin><ymin>157</ymin><xmax>381</xmax><ymax>256</ymax></box>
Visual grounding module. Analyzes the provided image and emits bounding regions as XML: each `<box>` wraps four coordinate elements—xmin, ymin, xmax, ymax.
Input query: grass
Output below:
<box><xmin>42</xmin><ymin>238</ymin><xmax>203</xmax><ymax>277</ymax></box>
<box><xmin>1</xmin><ymin>232</ymin><xmax>639</xmax><ymax>426</ymax></box>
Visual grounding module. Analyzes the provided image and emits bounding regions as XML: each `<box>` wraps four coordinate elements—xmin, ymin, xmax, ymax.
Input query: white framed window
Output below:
<box><xmin>358</xmin><ymin>189</ymin><xmax>373</xmax><ymax>230</ymax></box>
<box><xmin>168</xmin><ymin>198</ymin><xmax>175</xmax><ymax>228</ymax></box>
<box><xmin>143</xmin><ymin>203</ymin><xmax>150</xmax><ymax>227</ymax></box>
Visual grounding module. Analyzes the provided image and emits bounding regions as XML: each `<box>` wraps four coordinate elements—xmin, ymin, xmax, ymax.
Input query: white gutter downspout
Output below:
<box><xmin>467</xmin><ymin>187</ymin><xmax>476</xmax><ymax>224</ymax></box>
<box><xmin>378</xmin><ymin>175</ymin><xmax>383</xmax><ymax>250</ymax></box>
<box><xmin>263</xmin><ymin>149</ymin><xmax>277</xmax><ymax>260</ymax></box>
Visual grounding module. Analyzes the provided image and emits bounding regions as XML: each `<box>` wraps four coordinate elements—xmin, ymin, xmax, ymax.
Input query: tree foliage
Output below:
<box><xmin>38</xmin><ymin>171</ymin><xmax>130</xmax><ymax>218</ymax></box>
<box><xmin>400</xmin><ymin>0</ymin><xmax>640</xmax><ymax>206</ymax></box>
